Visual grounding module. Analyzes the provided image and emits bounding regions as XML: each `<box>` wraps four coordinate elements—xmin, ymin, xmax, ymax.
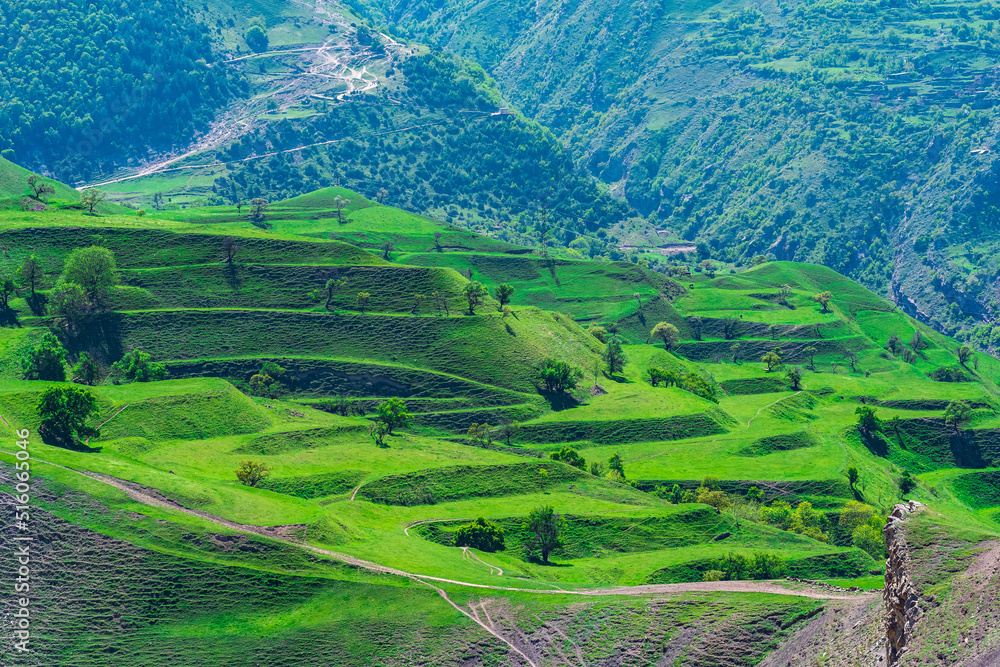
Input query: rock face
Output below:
<box><xmin>884</xmin><ymin>501</ymin><xmax>923</xmax><ymax>664</ymax></box>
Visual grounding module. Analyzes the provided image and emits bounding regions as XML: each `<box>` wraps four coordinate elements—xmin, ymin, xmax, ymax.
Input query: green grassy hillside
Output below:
<box><xmin>1</xmin><ymin>188</ymin><xmax>998</xmax><ymax>665</ymax></box>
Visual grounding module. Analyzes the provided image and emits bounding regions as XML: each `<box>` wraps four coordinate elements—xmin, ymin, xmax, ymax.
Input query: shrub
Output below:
<box><xmin>537</xmin><ymin>358</ymin><xmax>583</xmax><ymax>393</ymax></box>
<box><xmin>235</xmin><ymin>460</ymin><xmax>272</xmax><ymax>487</ymax></box>
<box><xmin>454</xmin><ymin>517</ymin><xmax>505</xmax><ymax>552</ymax></box>
<box><xmin>549</xmin><ymin>447</ymin><xmax>586</xmax><ymax>470</ymax></box>
<box><xmin>712</xmin><ymin>552</ymin><xmax>786</xmax><ymax>580</ymax></box>
<box><xmin>930</xmin><ymin>366</ymin><xmax>970</xmax><ymax>382</ymax></box>
<box><xmin>110</xmin><ymin>350</ymin><xmax>168</xmax><ymax>383</ymax></box>
<box><xmin>71</xmin><ymin>352</ymin><xmax>100</xmax><ymax>386</ymax></box>
<box><xmin>703</xmin><ymin>569</ymin><xmax>725</xmax><ymax>582</ymax></box>
<box><xmin>22</xmin><ymin>332</ymin><xmax>67</xmax><ymax>381</ymax></box>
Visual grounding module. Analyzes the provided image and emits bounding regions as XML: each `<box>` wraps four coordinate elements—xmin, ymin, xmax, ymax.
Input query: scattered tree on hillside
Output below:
<box><xmin>761</xmin><ymin>348</ymin><xmax>782</xmax><ymax>372</ymax></box>
<box><xmin>377</xmin><ymin>397</ymin><xmax>412</xmax><ymax>434</ymax></box>
<box><xmin>633</xmin><ymin>292</ymin><xmax>642</xmax><ymax>308</ymax></box>
<box><xmin>650</xmin><ymin>321</ymin><xmax>679</xmax><ymax>350</ymax></box>
<box><xmin>381</xmin><ymin>242</ymin><xmax>394</xmax><ymax>261</ymax></box>
<box><xmin>886</xmin><ymin>334</ymin><xmax>903</xmax><ymax>355</ymax></box>
<box><xmin>537</xmin><ymin>358</ymin><xmax>583</xmax><ymax>393</ymax></box>
<box><xmin>608</xmin><ymin>452</ymin><xmax>625</xmax><ymax>479</ymax></box>
<box><xmin>839</xmin><ymin>501</ymin><xmax>885</xmax><ymax>559</ymax></box>
<box><xmin>235</xmin><ymin>460</ymin><xmax>271</xmax><ymax>487</ymax></box>
<box><xmin>855</xmin><ymin>406</ymin><xmax>882</xmax><ymax>435</ymax></box>
<box><xmin>522</xmin><ymin>505</ymin><xmax>565</xmax><ymax>564</ymax></box>
<box><xmin>462</xmin><ymin>281</ymin><xmax>487</xmax><ymax>315</ymax></box>
<box><xmin>843</xmin><ymin>350</ymin><xmax>859</xmax><ymax>373</ymax></box>
<box><xmin>433</xmin><ymin>231</ymin><xmax>443</xmax><ymax>252</ymax></box>
<box><xmin>369</xmin><ymin>421</ymin><xmax>389</xmax><ymax>447</ymax></box>
<box><xmin>722</xmin><ymin>318</ymin><xmax>740</xmax><ymax>340</ymax></box>
<box><xmin>501</xmin><ymin>305</ymin><xmax>513</xmax><ymax>318</ymax></box>
<box><xmin>454</xmin><ymin>517</ymin><xmax>505</xmax><ymax>552</ymax></box>
<box><xmin>110</xmin><ymin>349</ymin><xmax>168</xmax><ymax>383</ymax></box>
<box><xmin>847</xmin><ymin>466</ymin><xmax>860</xmax><ymax>490</ymax></box>
<box><xmin>432</xmin><ymin>290</ymin><xmax>450</xmax><ymax>316</ymax></box>
<box><xmin>602</xmin><ymin>335</ymin><xmax>628</xmax><ymax>375</ymax></box>
<box><xmin>494</xmin><ymin>283</ymin><xmax>515</xmax><ymax>309</ymax></box>
<box><xmin>71</xmin><ymin>352</ymin><xmax>100</xmax><ymax>386</ymax></box>
<box><xmin>16</xmin><ymin>255</ymin><xmax>43</xmax><ymax>299</ymax></box>
<box><xmin>910</xmin><ymin>330</ymin><xmax>927</xmax><ymax>351</ymax></box>
<box><xmin>377</xmin><ymin>187</ymin><xmax>389</xmax><ymax>204</ymax></box>
<box><xmin>247</xmin><ymin>361</ymin><xmax>286</xmax><ymax>398</ymax></box>
<box><xmin>467</xmin><ymin>422</ymin><xmax>493</xmax><ymax>447</ymax></box>
<box><xmin>356</xmin><ymin>291</ymin><xmax>371</xmax><ymax>313</ymax></box>
<box><xmin>248</xmin><ymin>198</ymin><xmax>269</xmax><ymax>226</ymax></box>
<box><xmin>222</xmin><ymin>236</ymin><xmax>243</xmax><ymax>264</ymax></box>
<box><xmin>61</xmin><ymin>246</ymin><xmax>118</xmax><ymax>305</ymax></box>
<box><xmin>589</xmin><ymin>461</ymin><xmax>605</xmax><ymax>477</ymax></box>
<box><xmin>587</xmin><ymin>323</ymin><xmax>608</xmax><ymax>343</ymax></box>
<box><xmin>751</xmin><ymin>255</ymin><xmax>768</xmax><ymax>266</ymax></box>
<box><xmin>944</xmin><ymin>399</ymin><xmax>973</xmax><ymax>433</ymax></box>
<box><xmin>901</xmin><ymin>348</ymin><xmax>917</xmax><ymax>363</ymax></box>
<box><xmin>812</xmin><ymin>291</ymin><xmax>833</xmax><ymax>312</ymax></box>
<box><xmin>22</xmin><ymin>333</ymin><xmax>67</xmax><ymax>381</ymax></box>
<box><xmin>647</xmin><ymin>367</ymin><xmax>666</xmax><ymax>386</ymax></box>
<box><xmin>48</xmin><ymin>282</ymin><xmax>90</xmax><ymax>330</ymax></box>
<box><xmin>411</xmin><ymin>293</ymin><xmax>426</xmax><ymax>315</ymax></box>
<box><xmin>786</xmin><ymin>366</ymin><xmax>803</xmax><ymax>390</ymax></box>
<box><xmin>245</xmin><ymin>16</ymin><xmax>269</xmax><ymax>53</ymax></box>
<box><xmin>699</xmin><ymin>259</ymin><xmax>716</xmax><ymax>277</ymax></box>
<box><xmin>321</xmin><ymin>277</ymin><xmax>347</xmax><ymax>311</ymax></box>
<box><xmin>334</xmin><ymin>195</ymin><xmax>350</xmax><ymax>223</ymax></box>
<box><xmin>37</xmin><ymin>386</ymin><xmax>99</xmax><ymax>445</ymax></box>
<box><xmin>0</xmin><ymin>276</ymin><xmax>15</xmax><ymax>311</ymax></box>
<box><xmin>79</xmin><ymin>188</ymin><xmax>106</xmax><ymax>214</ymax></box>
<box><xmin>804</xmin><ymin>346</ymin><xmax>818</xmax><ymax>370</ymax></box>
<box><xmin>746</xmin><ymin>486</ymin><xmax>765</xmax><ymax>504</ymax></box>
<box><xmin>958</xmin><ymin>345</ymin><xmax>974</xmax><ymax>369</ymax></box>
<box><xmin>497</xmin><ymin>421</ymin><xmax>521</xmax><ymax>446</ymax></box>
<box><xmin>549</xmin><ymin>447</ymin><xmax>586</xmax><ymax>470</ymax></box>
<box><xmin>26</xmin><ymin>175</ymin><xmax>55</xmax><ymax>201</ymax></box>
<box><xmin>731</xmin><ymin>342</ymin><xmax>741</xmax><ymax>364</ymax></box>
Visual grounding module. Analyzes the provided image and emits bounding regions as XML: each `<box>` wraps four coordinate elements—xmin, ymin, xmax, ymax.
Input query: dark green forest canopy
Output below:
<box><xmin>0</xmin><ymin>0</ymin><xmax>245</xmax><ymax>182</ymax></box>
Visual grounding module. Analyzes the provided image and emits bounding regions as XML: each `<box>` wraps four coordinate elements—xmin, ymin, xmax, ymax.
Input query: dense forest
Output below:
<box><xmin>215</xmin><ymin>53</ymin><xmax>630</xmax><ymax>241</ymax></box>
<box><xmin>0</xmin><ymin>0</ymin><xmax>245</xmax><ymax>182</ymax></box>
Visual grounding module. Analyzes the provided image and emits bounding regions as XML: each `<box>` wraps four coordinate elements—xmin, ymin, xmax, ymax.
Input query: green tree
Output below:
<box><xmin>847</xmin><ymin>465</ymin><xmax>860</xmax><ymax>489</ymax></box>
<box><xmin>22</xmin><ymin>333</ymin><xmax>67</xmax><ymax>381</ymax></box>
<box><xmin>746</xmin><ymin>486</ymin><xmax>764</xmax><ymax>503</ymax></box>
<box><xmin>79</xmin><ymin>188</ymin><xmax>106</xmax><ymax>214</ymax></box>
<box><xmin>851</xmin><ymin>523</ymin><xmax>885</xmax><ymax>559</ymax></box>
<box><xmin>761</xmin><ymin>348</ymin><xmax>782</xmax><ymax>372</ymax></box>
<box><xmin>323</xmin><ymin>278</ymin><xmax>347</xmax><ymax>310</ymax></box>
<box><xmin>537</xmin><ymin>358</ymin><xmax>583</xmax><ymax>393</ymax></box>
<box><xmin>944</xmin><ymin>399</ymin><xmax>973</xmax><ymax>433</ymax></box>
<box><xmin>608</xmin><ymin>452</ymin><xmax>625</xmax><ymax>478</ymax></box>
<box><xmin>356</xmin><ymin>291</ymin><xmax>371</xmax><ymax>313</ymax></box>
<box><xmin>377</xmin><ymin>397</ymin><xmax>412</xmax><ymax>434</ymax></box>
<box><xmin>334</xmin><ymin>195</ymin><xmax>350</xmax><ymax>223</ymax></box>
<box><xmin>111</xmin><ymin>350</ymin><xmax>168</xmax><ymax>383</ymax></box>
<box><xmin>26</xmin><ymin>174</ymin><xmax>55</xmax><ymax>201</ymax></box>
<box><xmin>71</xmin><ymin>352</ymin><xmax>100</xmax><ymax>386</ymax></box>
<box><xmin>48</xmin><ymin>282</ymin><xmax>90</xmax><ymax>329</ymax></box>
<box><xmin>522</xmin><ymin>505</ymin><xmax>565</xmax><ymax>564</ymax></box>
<box><xmin>454</xmin><ymin>517</ymin><xmax>505</xmax><ymax>552</ymax></box>
<box><xmin>248</xmin><ymin>198</ymin><xmax>269</xmax><ymax>226</ymax></box>
<box><xmin>587</xmin><ymin>322</ymin><xmax>608</xmax><ymax>343</ymax></box>
<box><xmin>786</xmin><ymin>366</ymin><xmax>802</xmax><ymax>390</ymax></box>
<box><xmin>855</xmin><ymin>406</ymin><xmax>882</xmax><ymax>434</ymax></box>
<box><xmin>235</xmin><ymin>460</ymin><xmax>271</xmax><ymax>487</ymax></box>
<box><xmin>602</xmin><ymin>335</ymin><xmax>628</xmax><ymax>375</ymax></box>
<box><xmin>222</xmin><ymin>237</ymin><xmax>243</xmax><ymax>264</ymax></box>
<box><xmin>0</xmin><ymin>276</ymin><xmax>15</xmax><ymax>310</ymax></box>
<box><xmin>62</xmin><ymin>246</ymin><xmax>118</xmax><ymax>304</ymax></box>
<box><xmin>245</xmin><ymin>16</ymin><xmax>269</xmax><ymax>52</ymax></box>
<box><xmin>549</xmin><ymin>447</ymin><xmax>586</xmax><ymax>470</ymax></box>
<box><xmin>886</xmin><ymin>334</ymin><xmax>903</xmax><ymax>355</ymax></box>
<box><xmin>381</xmin><ymin>242</ymin><xmax>394</xmax><ymax>260</ymax></box>
<box><xmin>463</xmin><ymin>281</ymin><xmax>487</xmax><ymax>315</ymax></box>
<box><xmin>910</xmin><ymin>330</ymin><xmax>926</xmax><ymax>351</ymax></box>
<box><xmin>650</xmin><ymin>321</ymin><xmax>679</xmax><ymax>349</ymax></box>
<box><xmin>16</xmin><ymin>254</ymin><xmax>43</xmax><ymax>297</ymax></box>
<box><xmin>494</xmin><ymin>283</ymin><xmax>515</xmax><ymax>308</ymax></box>
<box><xmin>369</xmin><ymin>421</ymin><xmax>389</xmax><ymax>447</ymax></box>
<box><xmin>37</xmin><ymin>386</ymin><xmax>98</xmax><ymax>444</ymax></box>
<box><xmin>812</xmin><ymin>291</ymin><xmax>833</xmax><ymax>312</ymax></box>
<box><xmin>804</xmin><ymin>346</ymin><xmax>818</xmax><ymax>370</ymax></box>
<box><xmin>958</xmin><ymin>345</ymin><xmax>974</xmax><ymax>369</ymax></box>
<box><xmin>467</xmin><ymin>422</ymin><xmax>493</xmax><ymax>446</ymax></box>
<box><xmin>497</xmin><ymin>421</ymin><xmax>521</xmax><ymax>446</ymax></box>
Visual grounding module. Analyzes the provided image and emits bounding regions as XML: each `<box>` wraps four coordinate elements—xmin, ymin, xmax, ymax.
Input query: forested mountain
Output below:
<box><xmin>0</xmin><ymin>0</ymin><xmax>246</xmax><ymax>181</ymax></box>
<box><xmin>350</xmin><ymin>0</ymin><xmax>1000</xmax><ymax>345</ymax></box>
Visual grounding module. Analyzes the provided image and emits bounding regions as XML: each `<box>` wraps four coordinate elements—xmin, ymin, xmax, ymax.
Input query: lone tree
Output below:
<box><xmin>494</xmin><ymin>283</ymin><xmax>515</xmax><ymax>309</ymax></box>
<box><xmin>322</xmin><ymin>277</ymin><xmax>347</xmax><ymax>310</ymax></box>
<box><xmin>369</xmin><ymin>421</ymin><xmax>389</xmax><ymax>447</ymax></box>
<box><xmin>463</xmin><ymin>281</ymin><xmax>487</xmax><ymax>315</ymax></box>
<box><xmin>497</xmin><ymin>421</ymin><xmax>521</xmax><ymax>446</ymax></box>
<box><xmin>602</xmin><ymin>335</ymin><xmax>628</xmax><ymax>375</ymax></box>
<box><xmin>22</xmin><ymin>332</ymin><xmax>67</xmax><ymax>381</ymax></box>
<box><xmin>334</xmin><ymin>195</ymin><xmax>350</xmax><ymax>223</ymax></box>
<box><xmin>650</xmin><ymin>321</ymin><xmax>680</xmax><ymax>350</ymax></box>
<box><xmin>454</xmin><ymin>517</ymin><xmax>505</xmax><ymax>552</ymax></box>
<box><xmin>222</xmin><ymin>236</ymin><xmax>243</xmax><ymax>264</ymax></box>
<box><xmin>16</xmin><ymin>254</ymin><xmax>43</xmax><ymax>297</ymax></box>
<box><xmin>886</xmin><ymin>334</ymin><xmax>903</xmax><ymax>355</ymax></box>
<box><xmin>537</xmin><ymin>358</ymin><xmax>583</xmax><ymax>393</ymax></box>
<box><xmin>944</xmin><ymin>399</ymin><xmax>973</xmax><ymax>433</ymax></box>
<box><xmin>522</xmin><ymin>505</ymin><xmax>565</xmax><ymax>564</ymax></box>
<box><xmin>855</xmin><ymin>405</ymin><xmax>882</xmax><ymax>435</ymax></box>
<box><xmin>812</xmin><ymin>291</ymin><xmax>833</xmax><ymax>312</ymax></box>
<box><xmin>761</xmin><ymin>348</ymin><xmax>783</xmax><ymax>372</ymax></box>
<box><xmin>37</xmin><ymin>386</ymin><xmax>99</xmax><ymax>444</ymax></box>
<box><xmin>847</xmin><ymin>466</ymin><xmax>860</xmax><ymax>490</ymax></box>
<box><xmin>381</xmin><ymin>242</ymin><xmax>394</xmax><ymax>261</ymax></box>
<box><xmin>248</xmin><ymin>198</ymin><xmax>269</xmax><ymax>225</ymax></box>
<box><xmin>910</xmin><ymin>330</ymin><xmax>927</xmax><ymax>351</ymax></box>
<box><xmin>245</xmin><ymin>16</ymin><xmax>269</xmax><ymax>52</ymax></box>
<box><xmin>786</xmin><ymin>366</ymin><xmax>803</xmax><ymax>390</ymax></box>
<box><xmin>235</xmin><ymin>460</ymin><xmax>272</xmax><ymax>487</ymax></box>
<box><xmin>0</xmin><ymin>276</ymin><xmax>15</xmax><ymax>311</ymax></box>
<box><xmin>608</xmin><ymin>452</ymin><xmax>626</xmax><ymax>479</ymax></box>
<box><xmin>549</xmin><ymin>447</ymin><xmax>586</xmax><ymax>470</ymax></box>
<box><xmin>843</xmin><ymin>350</ymin><xmax>860</xmax><ymax>373</ymax></box>
<box><xmin>433</xmin><ymin>231</ymin><xmax>443</xmax><ymax>252</ymax></box>
<box><xmin>958</xmin><ymin>345</ymin><xmax>974</xmax><ymax>369</ymax></box>
<box><xmin>356</xmin><ymin>291</ymin><xmax>371</xmax><ymax>313</ymax></box>
<box><xmin>79</xmin><ymin>188</ymin><xmax>106</xmax><ymax>214</ymax></box>
<box><xmin>804</xmin><ymin>346</ymin><xmax>818</xmax><ymax>370</ymax></box>
<box><xmin>377</xmin><ymin>397</ymin><xmax>412</xmax><ymax>434</ymax></box>
<box><xmin>62</xmin><ymin>246</ymin><xmax>118</xmax><ymax>304</ymax></box>
<box><xmin>377</xmin><ymin>187</ymin><xmax>388</xmax><ymax>204</ymax></box>
<box><xmin>26</xmin><ymin>175</ymin><xmax>55</xmax><ymax>201</ymax></box>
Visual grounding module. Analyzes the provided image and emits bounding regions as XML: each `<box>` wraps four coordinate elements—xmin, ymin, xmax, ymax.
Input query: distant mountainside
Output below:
<box><xmin>350</xmin><ymin>0</ymin><xmax>1000</xmax><ymax>345</ymax></box>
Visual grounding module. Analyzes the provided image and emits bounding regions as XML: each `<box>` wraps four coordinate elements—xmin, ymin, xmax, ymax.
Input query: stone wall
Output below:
<box><xmin>884</xmin><ymin>501</ymin><xmax>923</xmax><ymax>664</ymax></box>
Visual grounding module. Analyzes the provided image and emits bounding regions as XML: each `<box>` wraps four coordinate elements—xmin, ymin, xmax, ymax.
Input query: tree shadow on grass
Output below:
<box><xmin>539</xmin><ymin>391</ymin><xmax>581</xmax><ymax>411</ymax></box>
<box><xmin>859</xmin><ymin>431</ymin><xmax>888</xmax><ymax>457</ymax></box>
<box><xmin>39</xmin><ymin>432</ymin><xmax>102</xmax><ymax>453</ymax></box>
<box><xmin>26</xmin><ymin>293</ymin><xmax>48</xmax><ymax>316</ymax></box>
<box><xmin>224</xmin><ymin>262</ymin><xmax>243</xmax><ymax>291</ymax></box>
<box><xmin>0</xmin><ymin>308</ymin><xmax>21</xmax><ymax>327</ymax></box>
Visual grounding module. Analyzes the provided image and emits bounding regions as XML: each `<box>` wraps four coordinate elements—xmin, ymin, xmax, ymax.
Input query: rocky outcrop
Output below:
<box><xmin>884</xmin><ymin>501</ymin><xmax>923</xmax><ymax>664</ymax></box>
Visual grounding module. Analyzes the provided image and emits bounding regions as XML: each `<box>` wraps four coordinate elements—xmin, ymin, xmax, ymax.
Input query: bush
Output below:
<box><xmin>453</xmin><ymin>517</ymin><xmax>505</xmax><ymax>552</ymax></box>
<box><xmin>537</xmin><ymin>358</ymin><xmax>583</xmax><ymax>393</ymax></box>
<box><xmin>110</xmin><ymin>350</ymin><xmax>168</xmax><ymax>383</ymax></box>
<box><xmin>712</xmin><ymin>552</ymin><xmax>786</xmax><ymax>580</ymax></box>
<box><xmin>22</xmin><ymin>332</ymin><xmax>67</xmax><ymax>381</ymax></box>
<box><xmin>549</xmin><ymin>447</ymin><xmax>586</xmax><ymax>470</ymax></box>
<box><xmin>930</xmin><ymin>366</ymin><xmax>971</xmax><ymax>382</ymax></box>
<box><xmin>37</xmin><ymin>386</ymin><xmax>99</xmax><ymax>444</ymax></box>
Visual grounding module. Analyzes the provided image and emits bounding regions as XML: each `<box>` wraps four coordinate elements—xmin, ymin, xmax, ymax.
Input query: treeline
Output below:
<box><xmin>213</xmin><ymin>52</ymin><xmax>629</xmax><ymax>240</ymax></box>
<box><xmin>0</xmin><ymin>0</ymin><xmax>245</xmax><ymax>182</ymax></box>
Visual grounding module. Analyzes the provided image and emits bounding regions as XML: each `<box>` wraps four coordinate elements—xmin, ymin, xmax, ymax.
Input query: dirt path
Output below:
<box><xmin>744</xmin><ymin>390</ymin><xmax>803</xmax><ymax>430</ymax></box>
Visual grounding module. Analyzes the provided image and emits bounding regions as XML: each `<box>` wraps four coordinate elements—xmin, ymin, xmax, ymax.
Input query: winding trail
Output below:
<box><xmin>744</xmin><ymin>391</ymin><xmax>803</xmax><ymax>430</ymax></box>
<box><xmin>0</xmin><ymin>450</ymin><xmax>873</xmax><ymax>665</ymax></box>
